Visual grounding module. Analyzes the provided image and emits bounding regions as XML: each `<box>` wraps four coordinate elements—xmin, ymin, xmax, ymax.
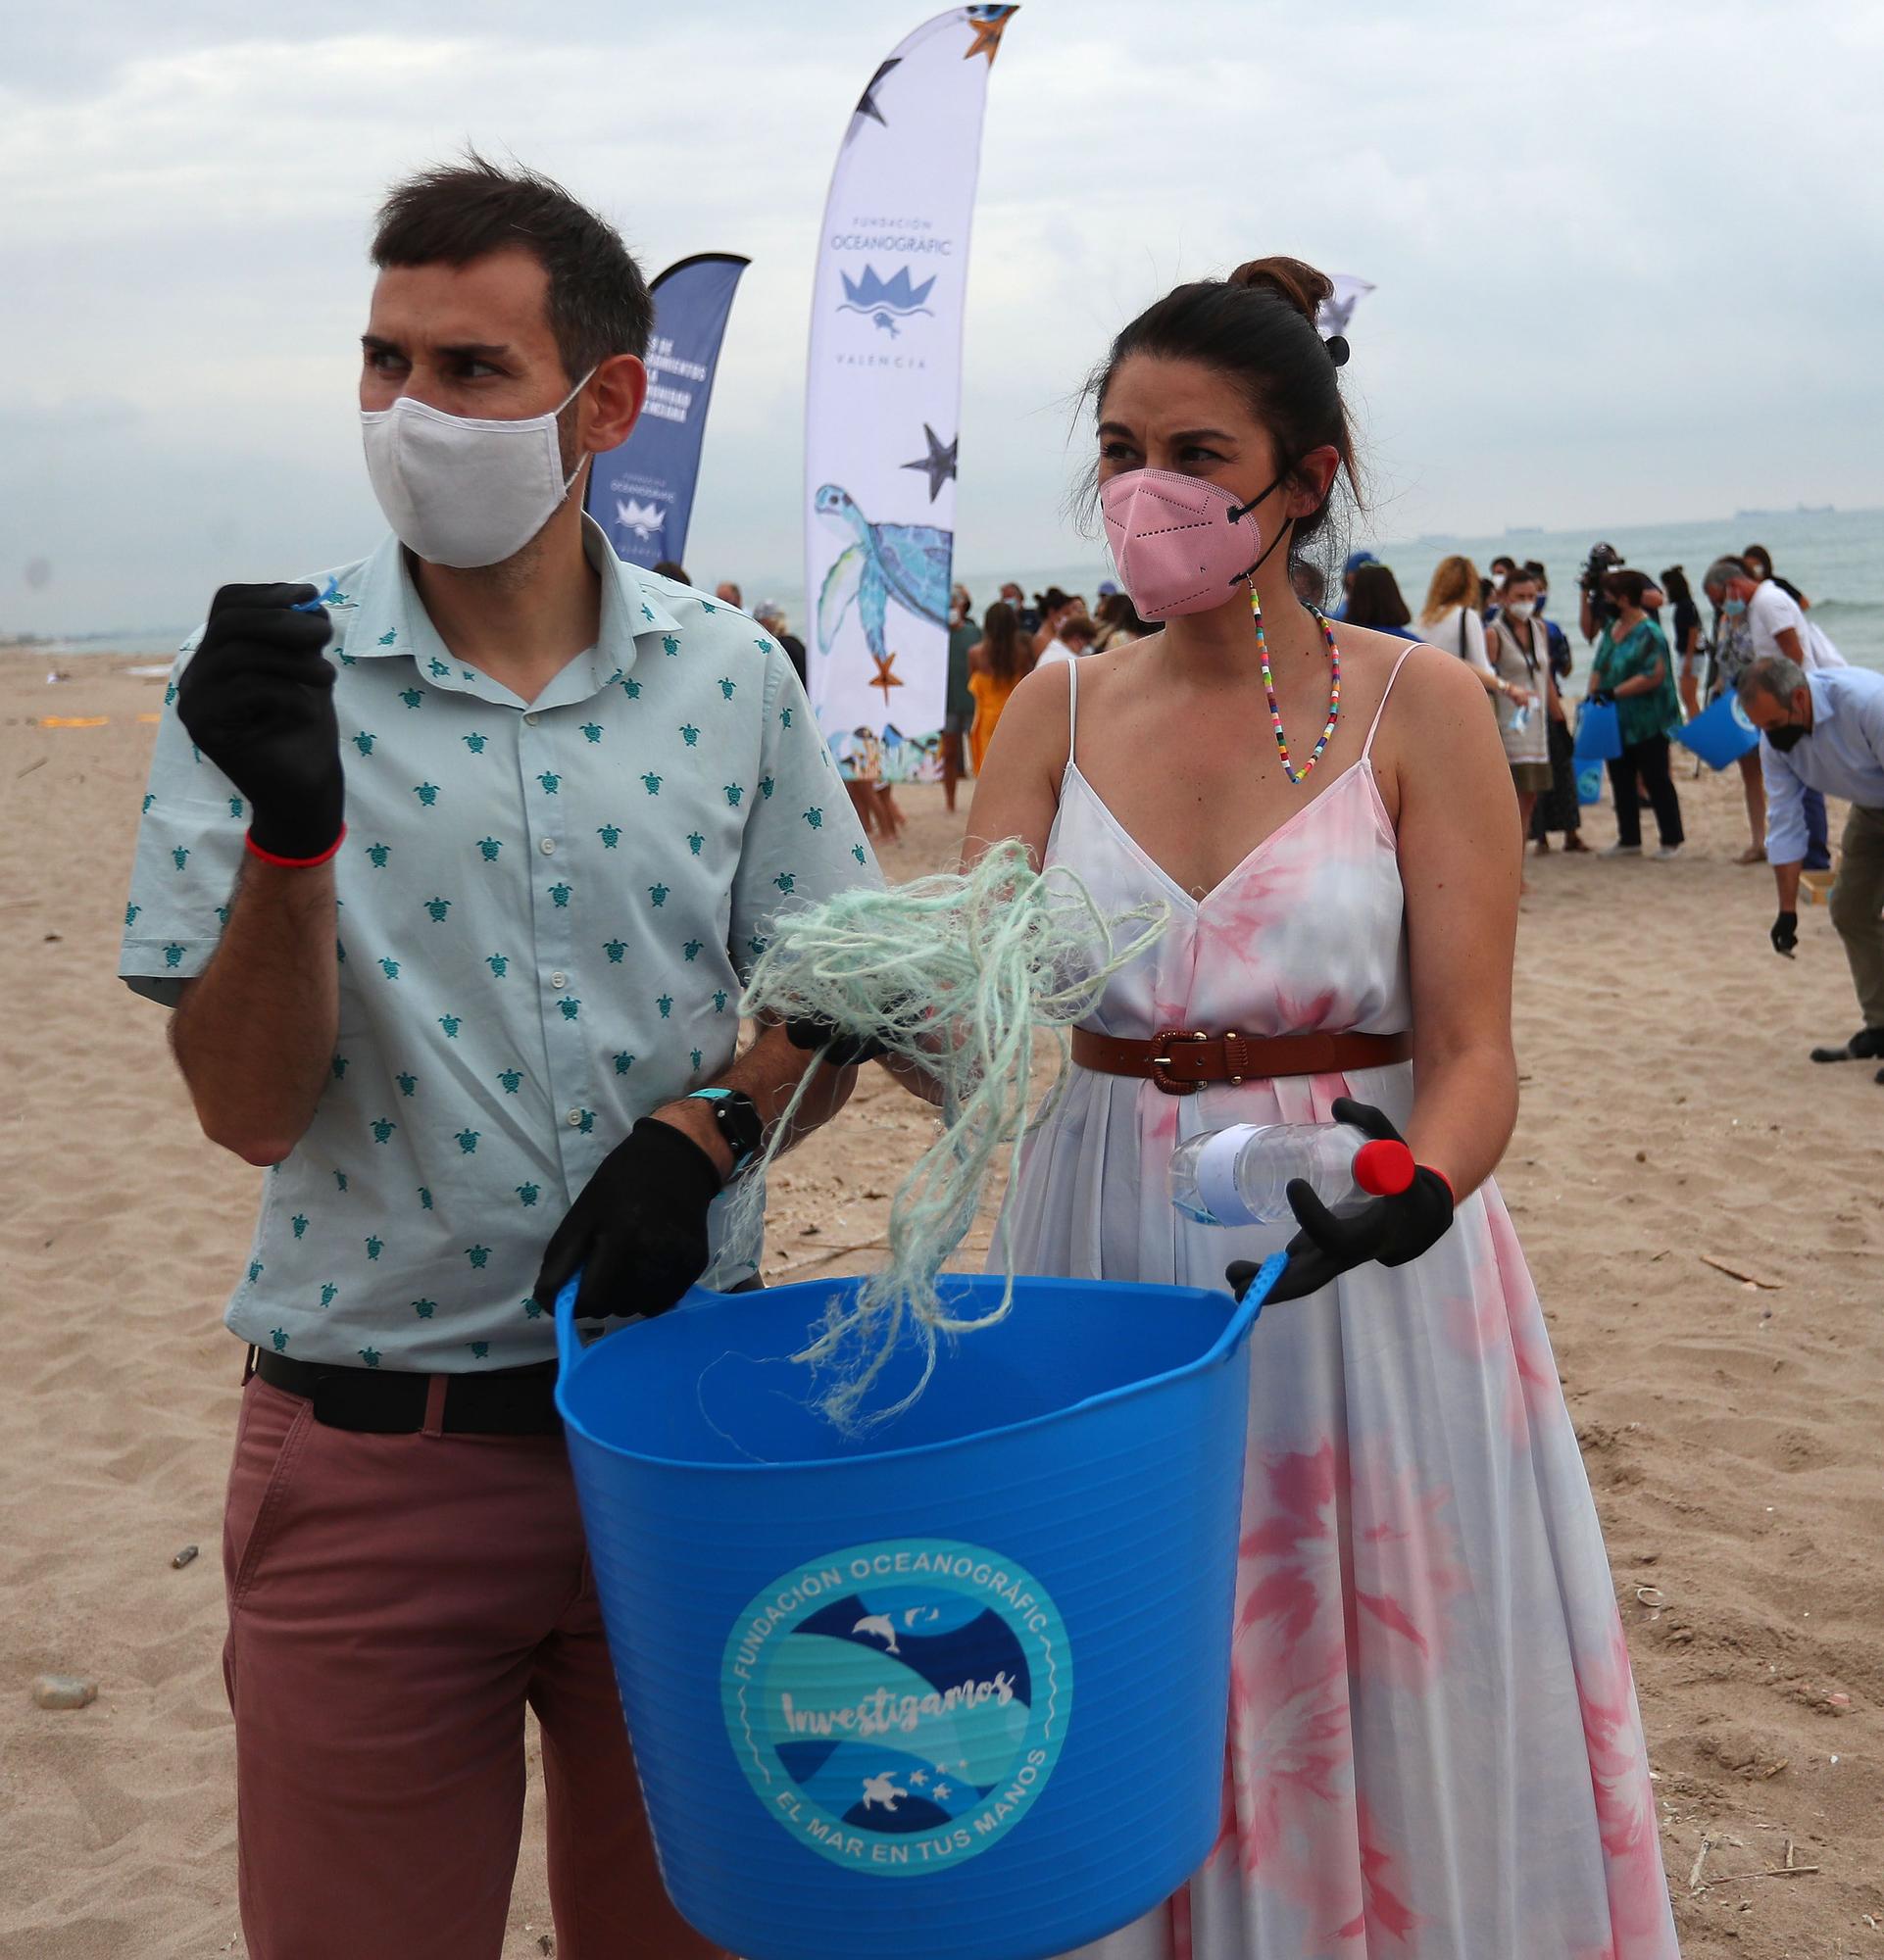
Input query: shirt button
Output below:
<box><xmin>551</xmin><ymin>971</ymin><xmax>568</xmax><ymax>990</ymax></box>
<box><xmin>524</xmin><ymin>711</ymin><xmax>541</xmax><ymax>726</ymax></box>
<box><xmin>566</xmin><ymin>1107</ymin><xmax>584</xmax><ymax>1128</ymax></box>
<box><xmin>540</xmin><ymin>836</ymin><xmax>557</xmax><ymax>856</ymax></box>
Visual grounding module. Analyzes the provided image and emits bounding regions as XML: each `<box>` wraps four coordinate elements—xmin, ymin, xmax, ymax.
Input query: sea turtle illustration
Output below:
<box><xmin>292</xmin><ymin>1213</ymin><xmax>309</xmax><ymax>1239</ymax></box>
<box><xmin>365</xmin><ymin>1235</ymin><xmax>383</xmax><ymax>1260</ymax></box>
<box><xmin>657</xmin><ymin>994</ymin><xmax>673</xmax><ymax>1018</ymax></box>
<box><xmin>469</xmin><ymin>1340</ymin><xmax>490</xmax><ymax>1359</ymax></box>
<box><xmin>248</xmin><ymin>1260</ymin><xmax>263</xmax><ymax>1284</ymax></box>
<box><xmin>753</xmin><ymin>636</ymin><xmax>771</xmax><ymax>654</ymax></box>
<box><xmin>814</xmin><ymin>484</ymin><xmax>951</xmax><ymax>663</ymax></box>
<box><xmin>648</xmin><ymin>883</ymin><xmax>669</xmax><ymax>907</ymax></box>
<box><xmin>641</xmin><ymin>602</ymin><xmax>656</xmax><ymax>622</ymax></box>
<box><xmin>428</xmin><ymin>658</ymin><xmax>449</xmax><ymax>678</ymax></box>
<box><xmin>852</xmin><ymin>844</ymin><xmax>868</xmax><ymax>865</ymax></box>
<box><xmin>320</xmin><ymin>1282</ymin><xmax>338</xmax><ymax>1307</ymax></box>
<box><xmin>682</xmin><ymin>938</ymin><xmax>704</xmax><ymax>961</ymax></box>
<box><xmin>359</xmin><ymin>1346</ymin><xmax>381</xmax><ymax>1368</ymax></box>
<box><xmin>719</xmin><ymin>677</ymin><xmax>736</xmax><ymax>700</ymax></box>
<box><xmin>377</xmin><ymin>629</ymin><xmax>397</xmax><ymax>647</ymax></box>
<box><xmin>164</xmin><ymin>943</ymin><xmax>185</xmax><ymax>968</ymax></box>
<box><xmin>604</xmin><ymin>939</ymin><xmax>625</xmax><ymax>963</ymax></box>
<box><xmin>220</xmin><ymin>906</ymin><xmax>232</xmax><ymax>927</ymax></box>
<box><xmin>580</xmin><ymin>721</ymin><xmax>603</xmax><ymax>744</ymax></box>
<box><xmin>687</xmin><ymin>831</ymin><xmax>704</xmax><ymax>856</ymax></box>
<box><xmin>780</xmin><ymin>707</ymin><xmax>793</xmax><ymax>729</ymax></box>
<box><xmin>463</xmin><ymin>732</ymin><xmax>487</xmax><ymax>754</ymax></box>
<box><xmin>724</xmin><ymin>783</ymin><xmax>743</xmax><ymax>808</ymax></box>
<box><xmin>412</xmin><ymin>1298</ymin><xmax>435</xmax><ymax>1318</ymax></box>
<box><xmin>559</xmin><ymin>998</ymin><xmax>580</xmax><ymax>1021</ymax></box>
<box><xmin>125</xmin><ymin>904</ymin><xmax>140</xmax><ymax>926</ymax></box>
<box><xmin>414</xmin><ymin>782</ymin><xmax>439</xmax><ymax>807</ymax></box>
<box><xmin>689</xmin><ymin>1047</ymin><xmax>703</xmax><ymax>1071</ymax></box>
<box><xmin>455</xmin><ymin>1128</ymin><xmax>479</xmax><ymax>1154</ymax></box>
<box><xmin>439</xmin><ymin>1014</ymin><xmax>462</xmax><ymax>1039</ymax></box>
<box><xmin>774</xmin><ymin>872</ymin><xmax>796</xmax><ymax>895</ymax></box>
<box><xmin>521</xmin><ymin>1296</ymin><xmax>544</xmax><ymax>1318</ymax></box>
<box><xmin>498</xmin><ymin>1068</ymin><xmax>522</xmax><ymax>1095</ymax></box>
<box><xmin>598</xmin><ymin>823</ymin><xmax>621</xmax><ymax>848</ymax></box>
<box><xmin>712</xmin><ymin>990</ymin><xmax>729</xmax><ymax>1013</ymax></box>
<box><xmin>642</xmin><ymin>772</ymin><xmax>662</xmax><ymax>796</ymax></box>
<box><xmin>747</xmin><ymin>934</ymin><xmax>768</xmax><ymax>959</ymax></box>
<box><xmin>537</xmin><ymin>772</ymin><xmax>561</xmax><ymax>795</ymax></box>
<box><xmin>662</xmin><ymin>635</ymin><xmax>679</xmax><ymax>656</ymax></box>
<box><xmin>368</xmin><ymin>841</ymin><xmax>391</xmax><ymax>868</ymax></box>
<box><xmin>576</xmin><ymin>1109</ymin><xmax>595</xmax><ymax>1133</ymax></box>
<box><xmin>466</xmin><ymin>1246</ymin><xmax>490</xmax><ymax>1270</ymax></box>
<box><xmin>622</xmin><ymin>675</ymin><xmax>644</xmax><ymax>698</ymax></box>
<box><xmin>397</xmin><ymin>1071</ymin><xmax>417</xmax><ymax>1096</ymax></box>
<box><xmin>860</xmin><ymin>1772</ymin><xmax>908</xmax><ymax>1814</ymax></box>
<box><xmin>271</xmin><ymin>1328</ymin><xmax>288</xmax><ymax>1351</ymax></box>
<box><xmin>760</xmin><ymin>774</ymin><xmax>775</xmax><ymax>800</ymax></box>
<box><xmin>804</xmin><ymin>807</ymin><xmax>823</xmax><ymax>831</ymax></box>
<box><xmin>699</xmin><ymin>600</ymin><xmax>717</xmax><ymax>615</ymax></box>
<box><xmin>400</xmin><ymin>688</ymin><xmax>422</xmax><ymax>710</ymax></box>
<box><xmin>418</xmin><ymin>1187</ymin><xmax>433</xmax><ymax>1210</ymax></box>
<box><xmin>680</xmin><ymin>723</ymin><xmax>699</xmax><ymax>747</ymax></box>
<box><xmin>334</xmin><ymin>1171</ymin><xmax>349</xmax><ymax>1193</ymax></box>
<box><xmin>853</xmin><ymin>1614</ymin><xmax>901</xmax><ymax>1653</ymax></box>
<box><xmin>424</xmin><ymin>897</ymin><xmax>451</xmax><ymax>922</ymax></box>
<box><xmin>371</xmin><ymin>1117</ymin><xmax>396</xmax><ymax>1144</ymax></box>
<box><xmin>331</xmin><ymin>1055</ymin><xmax>349</xmax><ymax>1078</ymax></box>
<box><xmin>353</xmin><ymin>732</ymin><xmax>375</xmax><ymax>756</ymax></box>
<box><xmin>486</xmin><ymin>954</ymin><xmax>509</xmax><ymax>978</ymax></box>
<box><xmin>614</xmin><ymin>1052</ymin><xmax>634</xmax><ymax>1074</ymax></box>
<box><xmin>228</xmin><ymin>795</ymin><xmax>245</xmax><ymax>819</ymax></box>
<box><xmin>172</xmin><ymin>846</ymin><xmax>190</xmax><ymax>870</ymax></box>
<box><xmin>379</xmin><ymin>957</ymin><xmax>400</xmax><ymax>980</ymax></box>
<box><xmin>549</xmin><ymin>882</ymin><xmax>571</xmax><ymax>908</ymax></box>
<box><xmin>478</xmin><ymin>837</ymin><xmax>502</xmax><ymax>861</ymax></box>
<box><xmin>516</xmin><ymin>1182</ymin><xmax>539</xmax><ymax>1207</ymax></box>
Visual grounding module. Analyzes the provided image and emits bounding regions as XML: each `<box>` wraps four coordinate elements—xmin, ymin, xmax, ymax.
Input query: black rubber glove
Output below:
<box><xmin>1228</xmin><ymin>1098</ymin><xmax>1457</xmax><ymax>1307</ymax></box>
<box><xmin>534</xmin><ymin>1117</ymin><xmax>722</xmax><ymax>1320</ymax></box>
<box><xmin>785</xmin><ymin>1014</ymin><xmax>892</xmax><ymax>1068</ymax></box>
<box><xmin>175</xmin><ymin>583</ymin><xmax>343</xmax><ymax>862</ymax></box>
<box><xmin>1771</xmin><ymin>909</ymin><xmax>1799</xmax><ymax>957</ymax></box>
<box><xmin>1591</xmin><ymin>689</ymin><xmax>1617</xmax><ymax>708</ymax></box>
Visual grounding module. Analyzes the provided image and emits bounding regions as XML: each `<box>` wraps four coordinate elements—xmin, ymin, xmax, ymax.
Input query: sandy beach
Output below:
<box><xmin>4</xmin><ymin>647</ymin><xmax>1881</xmax><ymax>1959</ymax></box>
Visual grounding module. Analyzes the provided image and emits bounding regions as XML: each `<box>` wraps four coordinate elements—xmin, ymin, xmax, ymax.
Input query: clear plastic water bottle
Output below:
<box><xmin>1167</xmin><ymin>1122</ymin><xmax>1414</xmax><ymax>1227</ymax></box>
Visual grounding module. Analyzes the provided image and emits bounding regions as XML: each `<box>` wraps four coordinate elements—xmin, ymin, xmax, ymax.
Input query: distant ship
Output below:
<box><xmin>1504</xmin><ymin>524</ymin><xmax>1544</xmax><ymax>536</ymax></box>
<box><xmin>1734</xmin><ymin>504</ymin><xmax>1836</xmax><ymax>519</ymax></box>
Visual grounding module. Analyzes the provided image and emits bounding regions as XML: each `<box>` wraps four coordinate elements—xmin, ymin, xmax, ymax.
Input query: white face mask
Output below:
<box><xmin>361</xmin><ymin>369</ymin><xmax>594</xmax><ymax>568</ymax></box>
<box><xmin>1504</xmin><ymin>599</ymin><xmax>1535</xmax><ymax>621</ymax></box>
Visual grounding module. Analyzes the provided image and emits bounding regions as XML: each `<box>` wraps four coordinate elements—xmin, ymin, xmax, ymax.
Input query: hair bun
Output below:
<box><xmin>1227</xmin><ymin>255</ymin><xmax>1332</xmax><ymax>327</ymax></box>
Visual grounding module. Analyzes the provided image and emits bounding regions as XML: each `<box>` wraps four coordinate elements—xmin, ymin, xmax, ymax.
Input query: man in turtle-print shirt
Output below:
<box><xmin>119</xmin><ymin>158</ymin><xmax>874</xmax><ymax>1960</ymax></box>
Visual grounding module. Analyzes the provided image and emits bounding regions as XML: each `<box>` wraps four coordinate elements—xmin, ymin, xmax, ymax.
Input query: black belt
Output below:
<box><xmin>249</xmin><ymin>1347</ymin><xmax>562</xmax><ymax>1436</ymax></box>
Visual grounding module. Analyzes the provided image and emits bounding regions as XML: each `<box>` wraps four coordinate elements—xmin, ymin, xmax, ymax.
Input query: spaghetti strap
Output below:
<box><xmin>1065</xmin><ymin>656</ymin><xmax>1079</xmax><ymax>768</ymax></box>
<box><xmin>1362</xmin><ymin>645</ymin><xmax>1418</xmax><ymax>761</ymax></box>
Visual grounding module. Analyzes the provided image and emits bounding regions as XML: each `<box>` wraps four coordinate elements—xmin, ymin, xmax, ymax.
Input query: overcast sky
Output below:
<box><xmin>4</xmin><ymin>0</ymin><xmax>1879</xmax><ymax>635</ymax></box>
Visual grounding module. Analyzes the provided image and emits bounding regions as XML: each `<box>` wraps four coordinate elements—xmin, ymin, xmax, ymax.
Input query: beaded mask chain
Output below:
<box><xmin>1253</xmin><ymin>588</ymin><xmax>1341</xmax><ymax>785</ymax></box>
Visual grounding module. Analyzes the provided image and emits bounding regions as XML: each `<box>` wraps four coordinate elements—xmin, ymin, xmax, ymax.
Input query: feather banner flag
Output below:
<box><xmin>803</xmin><ymin>6</ymin><xmax>1018</xmax><ymax>779</ymax></box>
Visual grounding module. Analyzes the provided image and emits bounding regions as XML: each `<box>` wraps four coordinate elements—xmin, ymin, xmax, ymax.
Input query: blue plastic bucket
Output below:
<box><xmin>1672</xmin><ymin>692</ymin><xmax>1761</xmax><ymax>769</ymax></box>
<box><xmin>554</xmin><ymin>1258</ymin><xmax>1281</xmax><ymax>1960</ymax></box>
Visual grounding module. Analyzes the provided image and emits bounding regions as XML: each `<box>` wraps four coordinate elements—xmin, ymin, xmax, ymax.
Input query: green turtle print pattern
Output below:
<box><xmin>118</xmin><ymin>527</ymin><xmax>879</xmax><ymax>1370</ymax></box>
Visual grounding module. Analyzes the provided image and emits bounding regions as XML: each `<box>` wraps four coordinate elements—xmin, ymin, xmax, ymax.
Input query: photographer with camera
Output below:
<box><xmin>1578</xmin><ymin>542</ymin><xmax>1664</xmax><ymax>645</ymax></box>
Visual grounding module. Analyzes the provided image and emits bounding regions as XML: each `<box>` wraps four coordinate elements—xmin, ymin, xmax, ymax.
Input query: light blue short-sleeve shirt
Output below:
<box><xmin>121</xmin><ymin>518</ymin><xmax>879</xmax><ymax>1368</ymax></box>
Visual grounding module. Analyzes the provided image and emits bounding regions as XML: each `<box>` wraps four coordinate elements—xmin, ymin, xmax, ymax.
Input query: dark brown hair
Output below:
<box><xmin>1344</xmin><ymin>563</ymin><xmax>1413</xmax><ymax>630</ymax></box>
<box><xmin>372</xmin><ymin>153</ymin><xmax>653</xmax><ymax>382</ymax></box>
<box><xmin>1604</xmin><ymin>568</ymin><xmax>1653</xmax><ymax>612</ymax></box>
<box><xmin>1086</xmin><ymin>255</ymin><xmax>1362</xmax><ymax>567</ymax></box>
<box><xmin>979</xmin><ymin>601</ymin><xmax>1027</xmax><ymax>683</ymax></box>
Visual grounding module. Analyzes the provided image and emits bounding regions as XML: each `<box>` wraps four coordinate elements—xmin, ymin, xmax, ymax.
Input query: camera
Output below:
<box><xmin>1578</xmin><ymin>541</ymin><xmax>1622</xmax><ymax>594</ymax></box>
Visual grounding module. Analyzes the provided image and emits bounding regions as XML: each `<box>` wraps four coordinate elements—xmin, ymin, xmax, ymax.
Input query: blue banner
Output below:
<box><xmin>587</xmin><ymin>253</ymin><xmax>748</xmax><ymax>568</ymax></box>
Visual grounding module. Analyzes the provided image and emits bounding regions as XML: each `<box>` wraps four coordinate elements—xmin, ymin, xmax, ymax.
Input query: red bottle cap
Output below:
<box><xmin>1353</xmin><ymin>1139</ymin><xmax>1415</xmax><ymax>1198</ymax></box>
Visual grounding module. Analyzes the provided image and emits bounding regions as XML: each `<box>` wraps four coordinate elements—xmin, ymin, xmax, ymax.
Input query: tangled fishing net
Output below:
<box><xmin>720</xmin><ymin>839</ymin><xmax>1165</xmax><ymax>1432</ymax></box>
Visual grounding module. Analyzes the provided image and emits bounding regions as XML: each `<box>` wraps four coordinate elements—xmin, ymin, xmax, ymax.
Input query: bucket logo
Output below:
<box><xmin>838</xmin><ymin>266</ymin><xmax>936</xmax><ymax>337</ymax></box>
<box><xmin>615</xmin><ymin>497</ymin><xmax>668</xmax><ymax>543</ymax></box>
<box><xmin>722</xmin><ymin>1538</ymin><xmax>1072</xmax><ymax>1876</ymax></box>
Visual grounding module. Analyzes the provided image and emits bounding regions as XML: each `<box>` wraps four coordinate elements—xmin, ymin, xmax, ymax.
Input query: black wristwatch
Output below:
<box><xmin>685</xmin><ymin>1088</ymin><xmax>765</xmax><ymax>1176</ymax></box>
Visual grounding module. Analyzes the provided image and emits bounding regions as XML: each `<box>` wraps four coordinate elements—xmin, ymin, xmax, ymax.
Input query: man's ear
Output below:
<box><xmin>586</xmin><ymin>353</ymin><xmax>647</xmax><ymax>455</ymax></box>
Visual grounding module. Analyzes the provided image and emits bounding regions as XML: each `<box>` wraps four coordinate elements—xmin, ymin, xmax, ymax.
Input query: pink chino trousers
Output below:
<box><xmin>222</xmin><ymin>1373</ymin><xmax>721</xmax><ymax>1960</ymax></box>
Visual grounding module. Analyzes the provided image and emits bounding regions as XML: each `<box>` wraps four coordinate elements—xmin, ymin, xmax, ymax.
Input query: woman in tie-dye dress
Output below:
<box><xmin>966</xmin><ymin>258</ymin><xmax>1679</xmax><ymax>1958</ymax></box>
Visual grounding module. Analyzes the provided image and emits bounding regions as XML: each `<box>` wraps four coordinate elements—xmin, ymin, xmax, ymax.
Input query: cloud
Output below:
<box><xmin>1</xmin><ymin>0</ymin><xmax>1878</xmax><ymax>632</ymax></box>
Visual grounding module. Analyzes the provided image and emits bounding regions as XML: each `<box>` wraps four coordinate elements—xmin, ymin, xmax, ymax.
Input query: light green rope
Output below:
<box><xmin>721</xmin><ymin>839</ymin><xmax>1165</xmax><ymax>1432</ymax></box>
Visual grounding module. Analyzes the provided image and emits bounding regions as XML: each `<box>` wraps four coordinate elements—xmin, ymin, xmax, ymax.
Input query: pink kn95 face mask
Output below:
<box><xmin>1100</xmin><ymin>466</ymin><xmax>1283</xmax><ymax>620</ymax></box>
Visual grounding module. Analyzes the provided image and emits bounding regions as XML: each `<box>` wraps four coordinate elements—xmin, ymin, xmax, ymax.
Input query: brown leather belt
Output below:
<box><xmin>1071</xmin><ymin>1026</ymin><xmax>1413</xmax><ymax>1095</ymax></box>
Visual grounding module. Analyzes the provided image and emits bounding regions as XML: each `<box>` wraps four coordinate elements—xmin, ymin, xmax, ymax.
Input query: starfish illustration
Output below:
<box><xmin>847</xmin><ymin>56</ymin><xmax>900</xmax><ymax>143</ymax></box>
<box><xmin>899</xmin><ymin>424</ymin><xmax>959</xmax><ymax>503</ymax></box>
<box><xmin>868</xmin><ymin>651</ymin><xmax>904</xmax><ymax>705</ymax></box>
<box><xmin>964</xmin><ymin>6</ymin><xmax>1017</xmax><ymax>64</ymax></box>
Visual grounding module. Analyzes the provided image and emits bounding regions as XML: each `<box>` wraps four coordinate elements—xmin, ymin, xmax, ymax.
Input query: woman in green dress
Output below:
<box><xmin>1588</xmin><ymin>567</ymin><xmax>1684</xmax><ymax>858</ymax></box>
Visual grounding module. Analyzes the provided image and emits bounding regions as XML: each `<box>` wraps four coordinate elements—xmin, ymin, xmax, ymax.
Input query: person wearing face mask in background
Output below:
<box><xmin>1587</xmin><ymin>569</ymin><xmax>1684</xmax><ymax>858</ymax></box>
<box><xmin>941</xmin><ymin>582</ymin><xmax>978</xmax><ymax>812</ymax></box>
<box><xmin>118</xmin><ymin>155</ymin><xmax>877</xmax><ymax>1960</ymax></box>
<box><xmin>1737</xmin><ymin>654</ymin><xmax>1884</xmax><ymax>1073</ymax></box>
<box><xmin>957</xmin><ymin>257</ymin><xmax>1676</xmax><ymax>1959</ymax></box>
<box><xmin>1707</xmin><ymin>557</ymin><xmax>1832</xmax><ymax>871</ymax></box>
<box><xmin>1523</xmin><ymin>561</ymin><xmax>1589</xmax><ymax>856</ymax></box>
<box><xmin>1480</xmin><ymin>568</ymin><xmax>1555</xmax><ymax>884</ymax></box>
<box><xmin>1661</xmin><ymin>564</ymin><xmax>1705</xmax><ymax>723</ymax></box>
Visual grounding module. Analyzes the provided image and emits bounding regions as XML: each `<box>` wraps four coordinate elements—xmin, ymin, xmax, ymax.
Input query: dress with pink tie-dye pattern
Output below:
<box><xmin>996</xmin><ymin>655</ymin><xmax>1679</xmax><ymax>1960</ymax></box>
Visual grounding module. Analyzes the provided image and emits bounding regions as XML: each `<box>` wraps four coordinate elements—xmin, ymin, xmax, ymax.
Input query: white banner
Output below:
<box><xmin>804</xmin><ymin>6</ymin><xmax>1017</xmax><ymax>775</ymax></box>
<box><xmin>1317</xmin><ymin>273</ymin><xmax>1375</xmax><ymax>339</ymax></box>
